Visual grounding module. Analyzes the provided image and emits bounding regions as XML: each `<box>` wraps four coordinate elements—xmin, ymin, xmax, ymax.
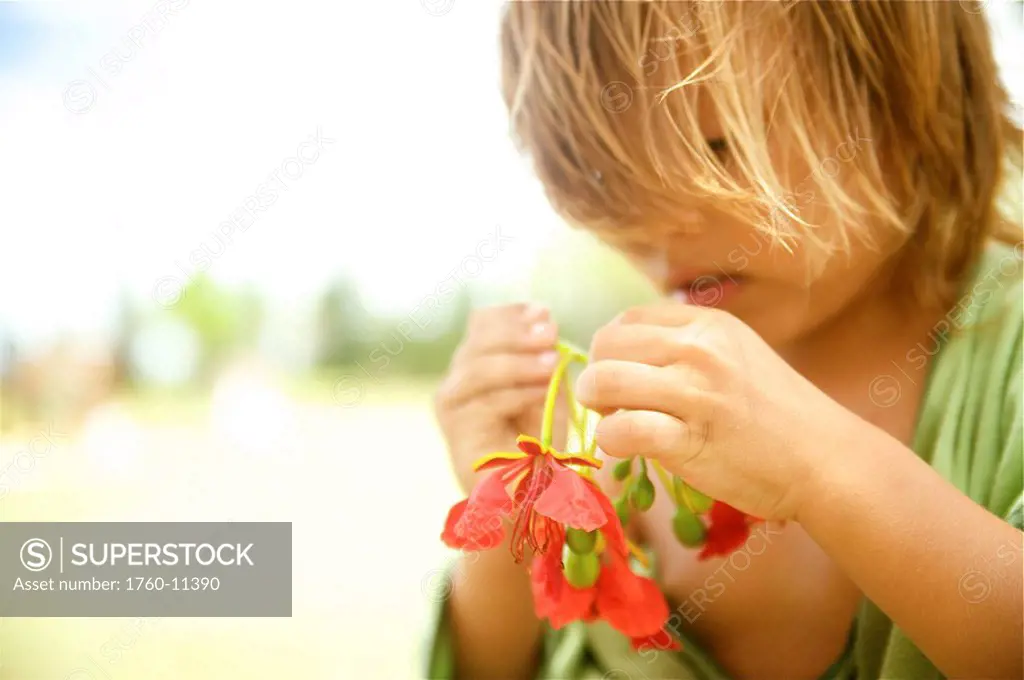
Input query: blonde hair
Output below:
<box><xmin>500</xmin><ymin>1</ymin><xmax>1023</xmax><ymax>305</ymax></box>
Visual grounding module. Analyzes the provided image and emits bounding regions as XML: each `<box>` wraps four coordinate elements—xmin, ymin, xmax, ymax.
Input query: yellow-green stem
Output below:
<box><xmin>651</xmin><ymin>459</ymin><xmax>696</xmax><ymax>513</ymax></box>
<box><xmin>541</xmin><ymin>341</ymin><xmax>588</xmax><ymax>449</ymax></box>
<box><xmin>541</xmin><ymin>354</ymin><xmax>573</xmax><ymax>448</ymax></box>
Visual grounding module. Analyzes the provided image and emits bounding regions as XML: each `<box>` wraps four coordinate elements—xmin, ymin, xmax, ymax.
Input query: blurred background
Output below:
<box><xmin>0</xmin><ymin>1</ymin><xmax>1021</xmax><ymax>679</ymax></box>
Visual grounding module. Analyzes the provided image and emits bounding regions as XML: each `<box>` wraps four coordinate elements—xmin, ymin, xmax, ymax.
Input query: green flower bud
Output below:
<box><xmin>612</xmin><ymin>458</ymin><xmax>632</xmax><ymax>481</ymax></box>
<box><xmin>672</xmin><ymin>506</ymin><xmax>707</xmax><ymax>547</ymax></box>
<box><xmin>614</xmin><ymin>497</ymin><xmax>631</xmax><ymax>526</ymax></box>
<box><xmin>630</xmin><ymin>476</ymin><xmax>656</xmax><ymax>512</ymax></box>
<box><xmin>563</xmin><ymin>551</ymin><xmax>601</xmax><ymax>589</ymax></box>
<box><xmin>566</xmin><ymin>527</ymin><xmax>597</xmax><ymax>554</ymax></box>
<box><xmin>674</xmin><ymin>477</ymin><xmax>714</xmax><ymax>513</ymax></box>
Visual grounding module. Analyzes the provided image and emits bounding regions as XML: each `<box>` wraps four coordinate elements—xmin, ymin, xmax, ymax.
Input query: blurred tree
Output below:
<box><xmin>165</xmin><ymin>275</ymin><xmax>263</xmax><ymax>381</ymax></box>
<box><xmin>390</xmin><ymin>284</ymin><xmax>470</xmax><ymax>375</ymax></box>
<box><xmin>530</xmin><ymin>229</ymin><xmax>658</xmax><ymax>348</ymax></box>
<box><xmin>315</xmin><ymin>277</ymin><xmax>370</xmax><ymax>367</ymax></box>
<box><xmin>111</xmin><ymin>286</ymin><xmax>144</xmax><ymax>388</ymax></box>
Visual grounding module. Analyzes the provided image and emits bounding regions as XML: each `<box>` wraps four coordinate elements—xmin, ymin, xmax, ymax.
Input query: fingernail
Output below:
<box><xmin>530</xmin><ymin>323</ymin><xmax>552</xmax><ymax>338</ymax></box>
<box><xmin>539</xmin><ymin>351</ymin><xmax>558</xmax><ymax>366</ymax></box>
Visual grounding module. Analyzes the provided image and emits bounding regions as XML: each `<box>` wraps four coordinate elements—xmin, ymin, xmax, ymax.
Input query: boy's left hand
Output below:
<box><xmin>575</xmin><ymin>300</ymin><xmax>861</xmax><ymax>522</ymax></box>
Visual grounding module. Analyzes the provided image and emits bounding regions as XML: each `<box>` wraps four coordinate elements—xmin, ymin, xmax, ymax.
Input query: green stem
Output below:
<box><xmin>540</xmin><ymin>341</ymin><xmax>588</xmax><ymax>448</ymax></box>
<box><xmin>541</xmin><ymin>354</ymin><xmax>572</xmax><ymax>448</ymax></box>
<box><xmin>556</xmin><ymin>340</ymin><xmax>588</xmax><ymax>362</ymax></box>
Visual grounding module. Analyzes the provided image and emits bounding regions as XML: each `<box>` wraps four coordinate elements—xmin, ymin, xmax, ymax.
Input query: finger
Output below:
<box><xmin>440</xmin><ymin>352</ymin><xmax>559</xmax><ymax>408</ymax></box>
<box><xmin>475</xmin><ymin>385</ymin><xmax>551</xmax><ymax>421</ymax></box>
<box><xmin>590</xmin><ymin>323</ymin><xmax>707</xmax><ymax>366</ymax></box>
<box><xmin>614</xmin><ymin>300</ymin><xmax>707</xmax><ymax>327</ymax></box>
<box><xmin>595</xmin><ymin>409</ymin><xmax>708</xmax><ymax>464</ymax></box>
<box><xmin>575</xmin><ymin>360</ymin><xmax>709</xmax><ymax>418</ymax></box>
<box><xmin>461</xmin><ymin>304</ymin><xmax>557</xmax><ymax>357</ymax></box>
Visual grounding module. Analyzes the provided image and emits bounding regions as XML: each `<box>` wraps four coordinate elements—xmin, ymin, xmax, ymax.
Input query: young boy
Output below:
<box><xmin>428</xmin><ymin>2</ymin><xmax>1023</xmax><ymax>678</ymax></box>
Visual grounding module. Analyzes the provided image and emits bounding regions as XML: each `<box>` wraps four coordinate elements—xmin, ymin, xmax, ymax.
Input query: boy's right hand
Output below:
<box><xmin>434</xmin><ymin>303</ymin><xmax>563</xmax><ymax>494</ymax></box>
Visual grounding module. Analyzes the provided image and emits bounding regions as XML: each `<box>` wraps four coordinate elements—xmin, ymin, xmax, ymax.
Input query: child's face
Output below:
<box><xmin>594</xmin><ymin>119</ymin><xmax>909</xmax><ymax>347</ymax></box>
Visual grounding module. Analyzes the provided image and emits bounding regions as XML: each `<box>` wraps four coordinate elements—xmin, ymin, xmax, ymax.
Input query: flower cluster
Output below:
<box><xmin>611</xmin><ymin>456</ymin><xmax>760</xmax><ymax>561</ymax></box>
<box><xmin>442</xmin><ymin>435</ymin><xmax>679</xmax><ymax>650</ymax></box>
<box><xmin>439</xmin><ymin>341</ymin><xmax>758</xmax><ymax>652</ymax></box>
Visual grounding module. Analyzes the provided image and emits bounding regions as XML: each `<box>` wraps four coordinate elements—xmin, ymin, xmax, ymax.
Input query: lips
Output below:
<box><xmin>670</xmin><ymin>273</ymin><xmax>744</xmax><ymax>308</ymax></box>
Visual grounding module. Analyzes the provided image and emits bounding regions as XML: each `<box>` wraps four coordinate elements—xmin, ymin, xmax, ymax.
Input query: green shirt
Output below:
<box><xmin>425</xmin><ymin>243</ymin><xmax>1024</xmax><ymax>680</ymax></box>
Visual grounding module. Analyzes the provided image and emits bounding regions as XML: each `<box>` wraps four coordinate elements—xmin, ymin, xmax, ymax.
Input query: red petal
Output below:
<box><xmin>596</xmin><ymin>557</ymin><xmax>670</xmax><ymax>638</ymax></box>
<box><xmin>529</xmin><ymin>532</ymin><xmax>597</xmax><ymax>628</ymax></box>
<box><xmin>440</xmin><ymin>499</ymin><xmax>469</xmax><ymax>547</ymax></box>
<box><xmin>593</xmin><ymin>557</ymin><xmax>636</xmax><ymax>609</ymax></box>
<box><xmin>630</xmin><ymin>629</ymin><xmax>682</xmax><ymax>652</ymax></box>
<box><xmin>548</xmin><ymin>449</ymin><xmax>604</xmax><ymax>469</ymax></box>
<box><xmin>698</xmin><ymin>523</ymin><xmax>750</xmax><ymax>560</ymax></box>
<box><xmin>697</xmin><ymin>501</ymin><xmax>753</xmax><ymax>560</ymax></box>
<box><xmin>473</xmin><ymin>452</ymin><xmax>529</xmax><ymax>473</ymax></box>
<box><xmin>707</xmin><ymin>500</ymin><xmax>749</xmax><ymax>526</ymax></box>
<box><xmin>447</xmin><ymin>472</ymin><xmax>511</xmax><ymax>551</ymax></box>
<box><xmin>585</xmin><ymin>478</ymin><xmax>628</xmax><ymax>558</ymax></box>
<box><xmin>465</xmin><ymin>469</ymin><xmax>514</xmax><ymax>512</ymax></box>
<box><xmin>533</xmin><ymin>463</ymin><xmax>606</xmax><ymax>531</ymax></box>
<box><xmin>516</xmin><ymin>435</ymin><xmax>545</xmax><ymax>457</ymax></box>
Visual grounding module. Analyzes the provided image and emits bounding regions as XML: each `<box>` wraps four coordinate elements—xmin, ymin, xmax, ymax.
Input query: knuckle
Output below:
<box><xmin>617</xmin><ymin>307</ymin><xmax>648</xmax><ymax>325</ymax></box>
<box><xmin>479</xmin><ymin>354</ymin><xmax>512</xmax><ymax>382</ymax></box>
<box><xmin>479</xmin><ymin>302</ymin><xmax>528</xmax><ymax>320</ymax></box>
<box><xmin>677</xmin><ymin>340</ymin><xmax>720</xmax><ymax>372</ymax></box>
<box><xmin>661</xmin><ymin>328</ymin><xmax>693</xmax><ymax>358</ymax></box>
<box><xmin>433</xmin><ymin>379</ymin><xmax>460</xmax><ymax>411</ymax></box>
<box><xmin>588</xmin><ymin>325</ymin><xmax>620</xmax><ymax>360</ymax></box>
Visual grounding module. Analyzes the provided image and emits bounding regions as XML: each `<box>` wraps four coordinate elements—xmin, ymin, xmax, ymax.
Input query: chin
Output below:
<box><xmin>718</xmin><ymin>287</ymin><xmax>818</xmax><ymax>348</ymax></box>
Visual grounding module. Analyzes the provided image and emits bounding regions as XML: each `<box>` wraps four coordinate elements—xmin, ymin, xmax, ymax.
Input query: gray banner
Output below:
<box><xmin>0</xmin><ymin>522</ymin><xmax>291</xmax><ymax>616</ymax></box>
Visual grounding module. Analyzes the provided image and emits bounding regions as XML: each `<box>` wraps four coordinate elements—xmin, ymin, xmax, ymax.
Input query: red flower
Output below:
<box><xmin>441</xmin><ymin>435</ymin><xmax>609</xmax><ymax>561</ymax></box>
<box><xmin>697</xmin><ymin>501</ymin><xmax>758</xmax><ymax>560</ymax></box>
<box><xmin>530</xmin><ymin>498</ymin><xmax>679</xmax><ymax>651</ymax></box>
<box><xmin>630</xmin><ymin>628</ymin><xmax>682</xmax><ymax>653</ymax></box>
<box><xmin>594</xmin><ymin>555</ymin><xmax>674</xmax><ymax>641</ymax></box>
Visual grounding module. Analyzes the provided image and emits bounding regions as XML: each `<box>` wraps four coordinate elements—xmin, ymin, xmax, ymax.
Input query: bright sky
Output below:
<box><xmin>0</xmin><ymin>0</ymin><xmax>1020</xmax><ymax>346</ymax></box>
<box><xmin>0</xmin><ymin>0</ymin><xmax>561</xmax><ymax>345</ymax></box>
